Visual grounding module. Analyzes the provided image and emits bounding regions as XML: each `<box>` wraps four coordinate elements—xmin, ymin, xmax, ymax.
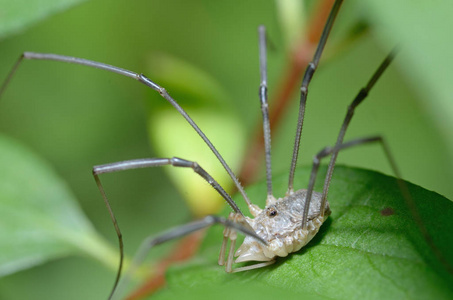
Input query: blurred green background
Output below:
<box><xmin>0</xmin><ymin>0</ymin><xmax>452</xmax><ymax>299</ymax></box>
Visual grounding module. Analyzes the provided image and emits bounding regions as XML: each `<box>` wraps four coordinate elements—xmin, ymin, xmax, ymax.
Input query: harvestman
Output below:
<box><xmin>0</xmin><ymin>0</ymin><xmax>417</xmax><ymax>299</ymax></box>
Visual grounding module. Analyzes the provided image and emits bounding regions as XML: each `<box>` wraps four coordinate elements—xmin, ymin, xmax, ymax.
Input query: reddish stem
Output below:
<box><xmin>126</xmin><ymin>231</ymin><xmax>204</xmax><ymax>300</ymax></box>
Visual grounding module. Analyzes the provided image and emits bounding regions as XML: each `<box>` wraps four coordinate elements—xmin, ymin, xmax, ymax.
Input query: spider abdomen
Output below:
<box><xmin>235</xmin><ymin>190</ymin><xmax>331</xmax><ymax>262</ymax></box>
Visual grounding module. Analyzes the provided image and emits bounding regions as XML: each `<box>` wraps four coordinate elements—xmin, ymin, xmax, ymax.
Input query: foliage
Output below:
<box><xmin>155</xmin><ymin>166</ymin><xmax>453</xmax><ymax>299</ymax></box>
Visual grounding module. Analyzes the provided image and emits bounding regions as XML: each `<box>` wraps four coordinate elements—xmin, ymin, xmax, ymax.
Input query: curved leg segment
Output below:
<box><xmin>91</xmin><ymin>157</ymin><xmax>247</xmax><ymax>299</ymax></box>
<box><xmin>0</xmin><ymin>51</ymin><xmax>252</xmax><ymax>209</ymax></box>
<box><xmin>302</xmin><ymin>136</ymin><xmax>400</xmax><ymax>229</ymax></box>
<box><xmin>111</xmin><ymin>215</ymin><xmax>265</xmax><ymax>300</ymax></box>
<box><xmin>320</xmin><ymin>49</ymin><xmax>398</xmax><ymax>214</ymax></box>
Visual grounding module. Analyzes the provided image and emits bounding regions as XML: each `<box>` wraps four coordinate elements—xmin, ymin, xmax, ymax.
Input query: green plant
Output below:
<box><xmin>0</xmin><ymin>0</ymin><xmax>452</xmax><ymax>299</ymax></box>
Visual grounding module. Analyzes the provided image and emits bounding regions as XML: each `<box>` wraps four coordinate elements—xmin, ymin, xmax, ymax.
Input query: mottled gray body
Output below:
<box><xmin>236</xmin><ymin>191</ymin><xmax>331</xmax><ymax>263</ymax></box>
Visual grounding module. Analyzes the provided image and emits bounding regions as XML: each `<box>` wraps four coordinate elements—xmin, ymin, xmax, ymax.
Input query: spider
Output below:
<box><xmin>1</xmin><ymin>0</ymin><xmax>452</xmax><ymax>299</ymax></box>
<box><xmin>4</xmin><ymin>0</ymin><xmax>398</xmax><ymax>297</ymax></box>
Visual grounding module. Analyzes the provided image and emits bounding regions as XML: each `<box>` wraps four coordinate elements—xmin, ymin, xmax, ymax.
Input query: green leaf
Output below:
<box><xmin>152</xmin><ymin>166</ymin><xmax>453</xmax><ymax>300</ymax></box>
<box><xmin>0</xmin><ymin>0</ymin><xmax>88</xmax><ymax>39</ymax></box>
<box><xmin>0</xmin><ymin>134</ymin><xmax>118</xmax><ymax>276</ymax></box>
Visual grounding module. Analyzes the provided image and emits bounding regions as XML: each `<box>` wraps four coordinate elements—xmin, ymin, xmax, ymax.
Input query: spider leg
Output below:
<box><xmin>0</xmin><ymin>51</ymin><xmax>253</xmax><ymax>210</ymax></box>
<box><xmin>219</xmin><ymin>211</ymin><xmax>274</xmax><ymax>273</ymax></box>
<box><xmin>320</xmin><ymin>49</ymin><xmax>398</xmax><ymax>215</ymax></box>
<box><xmin>301</xmin><ymin>135</ymin><xmax>453</xmax><ymax>277</ymax></box>
<box><xmin>232</xmin><ymin>260</ymin><xmax>276</xmax><ymax>273</ymax></box>
<box><xmin>302</xmin><ymin>136</ymin><xmax>398</xmax><ymax>229</ymax></box>
<box><xmin>111</xmin><ymin>215</ymin><xmax>265</xmax><ymax>300</ymax></box>
<box><xmin>287</xmin><ymin>0</ymin><xmax>344</xmax><ymax>194</ymax></box>
<box><xmin>257</xmin><ymin>26</ymin><xmax>275</xmax><ymax>205</ymax></box>
<box><xmin>92</xmin><ymin>157</ymin><xmax>249</xmax><ymax>299</ymax></box>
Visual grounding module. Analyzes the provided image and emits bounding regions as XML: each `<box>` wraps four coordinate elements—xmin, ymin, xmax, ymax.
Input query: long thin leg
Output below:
<box><xmin>0</xmin><ymin>52</ymin><xmax>253</xmax><ymax>209</ymax></box>
<box><xmin>302</xmin><ymin>136</ymin><xmax>397</xmax><ymax>229</ymax></box>
<box><xmin>220</xmin><ymin>212</ymin><xmax>276</xmax><ymax>273</ymax></box>
<box><xmin>93</xmin><ymin>157</ymin><xmax>244</xmax><ymax>215</ymax></box>
<box><xmin>110</xmin><ymin>215</ymin><xmax>266</xmax><ymax>300</ymax></box>
<box><xmin>301</xmin><ymin>136</ymin><xmax>453</xmax><ymax>277</ymax></box>
<box><xmin>232</xmin><ymin>260</ymin><xmax>275</xmax><ymax>273</ymax></box>
<box><xmin>219</xmin><ymin>211</ymin><xmax>258</xmax><ymax>272</ymax></box>
<box><xmin>257</xmin><ymin>26</ymin><xmax>275</xmax><ymax>205</ymax></box>
<box><xmin>287</xmin><ymin>0</ymin><xmax>344</xmax><ymax>194</ymax></box>
<box><xmin>92</xmin><ymin>157</ymin><xmax>248</xmax><ymax>299</ymax></box>
<box><xmin>320</xmin><ymin>49</ymin><xmax>398</xmax><ymax>215</ymax></box>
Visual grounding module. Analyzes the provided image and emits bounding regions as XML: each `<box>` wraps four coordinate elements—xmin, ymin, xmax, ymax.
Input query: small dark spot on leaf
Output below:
<box><xmin>380</xmin><ymin>207</ymin><xmax>394</xmax><ymax>216</ymax></box>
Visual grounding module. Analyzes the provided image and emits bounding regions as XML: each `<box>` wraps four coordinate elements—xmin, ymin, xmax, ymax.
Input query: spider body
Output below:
<box><xmin>236</xmin><ymin>190</ymin><xmax>330</xmax><ymax>262</ymax></box>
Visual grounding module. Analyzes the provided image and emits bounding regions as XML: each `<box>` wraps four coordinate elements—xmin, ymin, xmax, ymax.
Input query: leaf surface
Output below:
<box><xmin>0</xmin><ymin>0</ymin><xmax>87</xmax><ymax>39</ymax></box>
<box><xmin>0</xmin><ymin>135</ymin><xmax>117</xmax><ymax>276</ymax></box>
<box><xmin>153</xmin><ymin>166</ymin><xmax>453</xmax><ymax>300</ymax></box>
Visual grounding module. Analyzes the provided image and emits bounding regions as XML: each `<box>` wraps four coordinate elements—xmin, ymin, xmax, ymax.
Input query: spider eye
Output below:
<box><xmin>267</xmin><ymin>206</ymin><xmax>278</xmax><ymax>217</ymax></box>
